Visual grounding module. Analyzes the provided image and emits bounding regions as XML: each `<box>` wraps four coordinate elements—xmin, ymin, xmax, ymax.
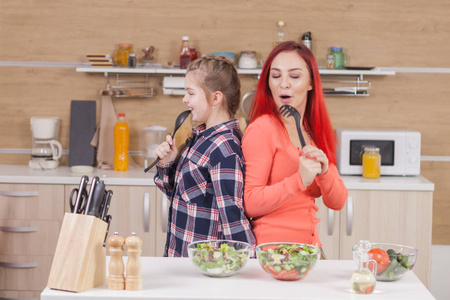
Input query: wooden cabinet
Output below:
<box><xmin>0</xmin><ymin>183</ymin><xmax>64</xmax><ymax>299</ymax></box>
<box><xmin>316</xmin><ymin>189</ymin><xmax>433</xmax><ymax>288</ymax></box>
<box><xmin>64</xmin><ymin>185</ymin><xmax>169</xmax><ymax>257</ymax></box>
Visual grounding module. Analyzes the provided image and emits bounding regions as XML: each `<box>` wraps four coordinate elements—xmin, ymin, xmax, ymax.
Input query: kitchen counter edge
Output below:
<box><xmin>0</xmin><ymin>164</ymin><xmax>434</xmax><ymax>191</ymax></box>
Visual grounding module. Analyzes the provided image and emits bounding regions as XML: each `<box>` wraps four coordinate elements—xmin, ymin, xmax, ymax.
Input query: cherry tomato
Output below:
<box><xmin>368</xmin><ymin>248</ymin><xmax>390</xmax><ymax>274</ymax></box>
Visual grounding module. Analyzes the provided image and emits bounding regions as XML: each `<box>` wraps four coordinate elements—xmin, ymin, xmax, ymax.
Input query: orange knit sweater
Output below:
<box><xmin>242</xmin><ymin>115</ymin><xmax>348</xmax><ymax>247</ymax></box>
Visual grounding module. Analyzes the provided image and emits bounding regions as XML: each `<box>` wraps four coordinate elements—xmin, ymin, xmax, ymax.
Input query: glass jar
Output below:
<box><xmin>330</xmin><ymin>46</ymin><xmax>347</xmax><ymax>69</ymax></box>
<box><xmin>362</xmin><ymin>146</ymin><xmax>381</xmax><ymax>179</ymax></box>
<box><xmin>117</xmin><ymin>43</ymin><xmax>133</xmax><ymax>67</ymax></box>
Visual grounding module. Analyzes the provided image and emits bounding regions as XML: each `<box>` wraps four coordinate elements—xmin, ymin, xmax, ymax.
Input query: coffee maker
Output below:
<box><xmin>29</xmin><ymin>117</ymin><xmax>63</xmax><ymax>169</ymax></box>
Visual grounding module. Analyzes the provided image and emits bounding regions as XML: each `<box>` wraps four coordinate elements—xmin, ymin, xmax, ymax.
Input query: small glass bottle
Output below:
<box><xmin>180</xmin><ymin>36</ymin><xmax>192</xmax><ymax>69</ymax></box>
<box><xmin>351</xmin><ymin>240</ymin><xmax>376</xmax><ymax>294</ymax></box>
<box><xmin>301</xmin><ymin>31</ymin><xmax>312</xmax><ymax>51</ymax></box>
<box><xmin>273</xmin><ymin>20</ymin><xmax>287</xmax><ymax>48</ymax></box>
<box><xmin>326</xmin><ymin>55</ymin><xmax>335</xmax><ymax>69</ymax></box>
<box><xmin>128</xmin><ymin>53</ymin><xmax>136</xmax><ymax>68</ymax></box>
<box><xmin>362</xmin><ymin>146</ymin><xmax>381</xmax><ymax>179</ymax></box>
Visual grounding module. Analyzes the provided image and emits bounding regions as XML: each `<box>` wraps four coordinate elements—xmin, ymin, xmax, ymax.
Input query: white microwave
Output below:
<box><xmin>336</xmin><ymin>128</ymin><xmax>421</xmax><ymax>176</ymax></box>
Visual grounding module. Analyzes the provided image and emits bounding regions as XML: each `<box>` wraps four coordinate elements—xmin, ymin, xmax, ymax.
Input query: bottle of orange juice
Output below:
<box><xmin>362</xmin><ymin>147</ymin><xmax>380</xmax><ymax>179</ymax></box>
<box><xmin>114</xmin><ymin>113</ymin><xmax>129</xmax><ymax>171</ymax></box>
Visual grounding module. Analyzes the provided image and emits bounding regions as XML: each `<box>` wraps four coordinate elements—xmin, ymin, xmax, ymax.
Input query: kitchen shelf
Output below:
<box><xmin>76</xmin><ymin>66</ymin><xmax>395</xmax><ymax>77</ymax></box>
<box><xmin>76</xmin><ymin>66</ymin><xmax>395</xmax><ymax>97</ymax></box>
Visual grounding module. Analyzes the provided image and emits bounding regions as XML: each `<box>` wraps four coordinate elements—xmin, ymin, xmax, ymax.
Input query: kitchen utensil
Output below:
<box><xmin>144</xmin><ymin>110</ymin><xmax>191</xmax><ymax>172</ymax></box>
<box><xmin>86</xmin><ymin>180</ymin><xmax>105</xmax><ymax>217</ymax></box>
<box><xmin>279</xmin><ymin>104</ymin><xmax>306</xmax><ymax>147</ymax></box>
<box><xmin>103</xmin><ymin>215</ymin><xmax>112</xmax><ymax>247</ymax></box>
<box><xmin>85</xmin><ymin>176</ymin><xmax>100</xmax><ymax>215</ymax></box>
<box><xmin>101</xmin><ymin>190</ymin><xmax>113</xmax><ymax>221</ymax></box>
<box><xmin>241</xmin><ymin>90</ymin><xmax>255</xmax><ymax>119</ymax></box>
<box><xmin>70</xmin><ymin>175</ymin><xmax>89</xmax><ymax>214</ymax></box>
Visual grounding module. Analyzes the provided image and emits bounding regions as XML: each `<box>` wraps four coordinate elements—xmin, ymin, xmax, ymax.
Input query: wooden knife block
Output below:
<box><xmin>47</xmin><ymin>213</ymin><xmax>107</xmax><ymax>292</ymax></box>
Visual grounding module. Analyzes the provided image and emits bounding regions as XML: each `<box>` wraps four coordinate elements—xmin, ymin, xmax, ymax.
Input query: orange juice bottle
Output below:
<box><xmin>362</xmin><ymin>147</ymin><xmax>380</xmax><ymax>179</ymax></box>
<box><xmin>114</xmin><ymin>113</ymin><xmax>129</xmax><ymax>171</ymax></box>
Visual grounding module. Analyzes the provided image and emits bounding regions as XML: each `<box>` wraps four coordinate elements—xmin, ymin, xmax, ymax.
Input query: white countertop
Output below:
<box><xmin>41</xmin><ymin>257</ymin><xmax>435</xmax><ymax>300</ymax></box>
<box><xmin>0</xmin><ymin>164</ymin><xmax>434</xmax><ymax>191</ymax></box>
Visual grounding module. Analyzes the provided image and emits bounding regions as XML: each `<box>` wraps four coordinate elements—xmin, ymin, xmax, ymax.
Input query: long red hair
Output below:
<box><xmin>248</xmin><ymin>41</ymin><xmax>337</xmax><ymax>165</ymax></box>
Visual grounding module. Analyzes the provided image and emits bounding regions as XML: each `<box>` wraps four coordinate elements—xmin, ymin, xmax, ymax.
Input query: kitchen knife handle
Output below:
<box><xmin>101</xmin><ymin>190</ymin><xmax>113</xmax><ymax>221</ymax></box>
<box><xmin>84</xmin><ymin>176</ymin><xmax>100</xmax><ymax>215</ymax></box>
<box><xmin>73</xmin><ymin>175</ymin><xmax>89</xmax><ymax>214</ymax></box>
<box><xmin>86</xmin><ymin>180</ymin><xmax>105</xmax><ymax>217</ymax></box>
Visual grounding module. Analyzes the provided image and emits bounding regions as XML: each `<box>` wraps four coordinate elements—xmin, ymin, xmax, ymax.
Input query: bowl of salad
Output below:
<box><xmin>256</xmin><ymin>243</ymin><xmax>321</xmax><ymax>281</ymax></box>
<box><xmin>187</xmin><ymin>240</ymin><xmax>251</xmax><ymax>277</ymax></box>
<box><xmin>352</xmin><ymin>242</ymin><xmax>418</xmax><ymax>281</ymax></box>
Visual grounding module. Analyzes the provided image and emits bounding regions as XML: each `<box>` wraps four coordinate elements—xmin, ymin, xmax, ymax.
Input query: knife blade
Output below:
<box><xmin>100</xmin><ymin>190</ymin><xmax>113</xmax><ymax>221</ymax></box>
<box><xmin>84</xmin><ymin>176</ymin><xmax>100</xmax><ymax>215</ymax></box>
<box><xmin>73</xmin><ymin>175</ymin><xmax>89</xmax><ymax>213</ymax></box>
<box><xmin>86</xmin><ymin>179</ymin><xmax>105</xmax><ymax>217</ymax></box>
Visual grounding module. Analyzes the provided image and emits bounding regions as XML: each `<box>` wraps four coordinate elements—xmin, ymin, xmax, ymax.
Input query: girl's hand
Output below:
<box><xmin>154</xmin><ymin>135</ymin><xmax>178</xmax><ymax>165</ymax></box>
<box><xmin>299</xmin><ymin>145</ymin><xmax>329</xmax><ymax>186</ymax></box>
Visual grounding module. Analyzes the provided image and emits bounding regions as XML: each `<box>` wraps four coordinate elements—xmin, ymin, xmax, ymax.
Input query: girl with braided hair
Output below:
<box><xmin>154</xmin><ymin>56</ymin><xmax>256</xmax><ymax>257</ymax></box>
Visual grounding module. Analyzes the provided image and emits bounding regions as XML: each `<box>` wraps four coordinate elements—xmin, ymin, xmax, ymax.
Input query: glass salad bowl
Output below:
<box><xmin>187</xmin><ymin>240</ymin><xmax>251</xmax><ymax>277</ymax></box>
<box><xmin>352</xmin><ymin>242</ymin><xmax>418</xmax><ymax>281</ymax></box>
<box><xmin>256</xmin><ymin>242</ymin><xmax>321</xmax><ymax>281</ymax></box>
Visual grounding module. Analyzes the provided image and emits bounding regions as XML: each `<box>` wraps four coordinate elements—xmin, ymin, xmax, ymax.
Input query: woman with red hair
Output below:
<box><xmin>242</xmin><ymin>41</ymin><xmax>347</xmax><ymax>251</ymax></box>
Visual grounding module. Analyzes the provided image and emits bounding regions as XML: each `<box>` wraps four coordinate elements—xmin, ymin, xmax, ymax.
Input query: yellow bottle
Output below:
<box><xmin>362</xmin><ymin>147</ymin><xmax>380</xmax><ymax>179</ymax></box>
<box><xmin>114</xmin><ymin>113</ymin><xmax>129</xmax><ymax>171</ymax></box>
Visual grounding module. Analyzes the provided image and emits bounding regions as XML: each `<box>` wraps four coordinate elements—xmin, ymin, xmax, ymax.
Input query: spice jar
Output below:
<box><xmin>117</xmin><ymin>43</ymin><xmax>133</xmax><ymax>67</ymax></box>
<box><xmin>362</xmin><ymin>146</ymin><xmax>381</xmax><ymax>179</ymax></box>
<box><xmin>326</xmin><ymin>55</ymin><xmax>335</xmax><ymax>69</ymax></box>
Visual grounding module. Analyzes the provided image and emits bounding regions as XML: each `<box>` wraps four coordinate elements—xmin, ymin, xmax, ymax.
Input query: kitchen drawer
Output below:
<box><xmin>0</xmin><ymin>184</ymin><xmax>65</xmax><ymax>220</ymax></box>
<box><xmin>0</xmin><ymin>290</ymin><xmax>40</xmax><ymax>299</ymax></box>
<box><xmin>0</xmin><ymin>220</ymin><xmax>61</xmax><ymax>255</ymax></box>
<box><xmin>0</xmin><ymin>255</ymin><xmax>53</xmax><ymax>291</ymax></box>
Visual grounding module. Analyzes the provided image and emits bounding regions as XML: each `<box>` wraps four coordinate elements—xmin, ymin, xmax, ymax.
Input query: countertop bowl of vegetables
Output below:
<box><xmin>187</xmin><ymin>240</ymin><xmax>251</xmax><ymax>277</ymax></box>
<box><xmin>256</xmin><ymin>243</ymin><xmax>321</xmax><ymax>281</ymax></box>
<box><xmin>352</xmin><ymin>242</ymin><xmax>418</xmax><ymax>281</ymax></box>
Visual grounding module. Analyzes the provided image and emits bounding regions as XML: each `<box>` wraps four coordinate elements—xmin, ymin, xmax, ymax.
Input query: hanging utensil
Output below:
<box><xmin>279</xmin><ymin>104</ymin><xmax>307</xmax><ymax>148</ymax></box>
<box><xmin>144</xmin><ymin>110</ymin><xmax>191</xmax><ymax>172</ymax></box>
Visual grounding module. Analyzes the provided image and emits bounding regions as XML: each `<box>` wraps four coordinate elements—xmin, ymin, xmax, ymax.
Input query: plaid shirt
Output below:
<box><xmin>154</xmin><ymin>120</ymin><xmax>256</xmax><ymax>257</ymax></box>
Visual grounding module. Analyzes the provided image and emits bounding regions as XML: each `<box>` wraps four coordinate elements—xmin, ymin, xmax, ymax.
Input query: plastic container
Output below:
<box><xmin>114</xmin><ymin>113</ymin><xmax>129</xmax><ymax>171</ymax></box>
<box><xmin>326</xmin><ymin>55</ymin><xmax>335</xmax><ymax>69</ymax></box>
<box><xmin>273</xmin><ymin>20</ymin><xmax>287</xmax><ymax>48</ymax></box>
<box><xmin>362</xmin><ymin>146</ymin><xmax>380</xmax><ymax>179</ymax></box>
<box><xmin>141</xmin><ymin>126</ymin><xmax>167</xmax><ymax>168</ymax></box>
<box><xmin>180</xmin><ymin>36</ymin><xmax>192</xmax><ymax>69</ymax></box>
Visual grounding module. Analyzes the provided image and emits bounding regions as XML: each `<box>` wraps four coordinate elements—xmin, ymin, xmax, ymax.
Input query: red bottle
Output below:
<box><xmin>180</xmin><ymin>36</ymin><xmax>191</xmax><ymax>69</ymax></box>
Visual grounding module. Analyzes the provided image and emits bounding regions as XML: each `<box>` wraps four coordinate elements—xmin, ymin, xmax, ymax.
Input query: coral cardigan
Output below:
<box><xmin>242</xmin><ymin>115</ymin><xmax>347</xmax><ymax>247</ymax></box>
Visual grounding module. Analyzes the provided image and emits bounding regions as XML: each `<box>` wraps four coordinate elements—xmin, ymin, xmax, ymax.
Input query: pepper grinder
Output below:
<box><xmin>107</xmin><ymin>232</ymin><xmax>125</xmax><ymax>290</ymax></box>
<box><xmin>125</xmin><ymin>232</ymin><xmax>142</xmax><ymax>290</ymax></box>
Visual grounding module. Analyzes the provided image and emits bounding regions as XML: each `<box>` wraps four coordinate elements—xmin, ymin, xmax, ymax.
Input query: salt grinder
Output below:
<box><xmin>107</xmin><ymin>232</ymin><xmax>125</xmax><ymax>290</ymax></box>
<box><xmin>125</xmin><ymin>232</ymin><xmax>143</xmax><ymax>290</ymax></box>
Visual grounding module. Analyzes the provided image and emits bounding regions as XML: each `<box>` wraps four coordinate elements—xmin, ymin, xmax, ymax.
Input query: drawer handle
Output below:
<box><xmin>0</xmin><ymin>191</ymin><xmax>39</xmax><ymax>197</ymax></box>
<box><xmin>0</xmin><ymin>226</ymin><xmax>38</xmax><ymax>233</ymax></box>
<box><xmin>161</xmin><ymin>194</ymin><xmax>167</xmax><ymax>233</ymax></box>
<box><xmin>0</xmin><ymin>262</ymin><xmax>38</xmax><ymax>268</ymax></box>
<box><xmin>144</xmin><ymin>192</ymin><xmax>150</xmax><ymax>232</ymax></box>
<box><xmin>327</xmin><ymin>208</ymin><xmax>334</xmax><ymax>235</ymax></box>
<box><xmin>346</xmin><ymin>196</ymin><xmax>353</xmax><ymax>236</ymax></box>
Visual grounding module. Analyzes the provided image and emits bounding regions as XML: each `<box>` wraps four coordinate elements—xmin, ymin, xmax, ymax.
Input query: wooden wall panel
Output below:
<box><xmin>1</xmin><ymin>0</ymin><xmax>449</xmax><ymax>243</ymax></box>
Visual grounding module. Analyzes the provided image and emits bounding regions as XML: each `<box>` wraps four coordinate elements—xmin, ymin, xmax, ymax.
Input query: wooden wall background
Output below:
<box><xmin>1</xmin><ymin>0</ymin><xmax>449</xmax><ymax>243</ymax></box>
